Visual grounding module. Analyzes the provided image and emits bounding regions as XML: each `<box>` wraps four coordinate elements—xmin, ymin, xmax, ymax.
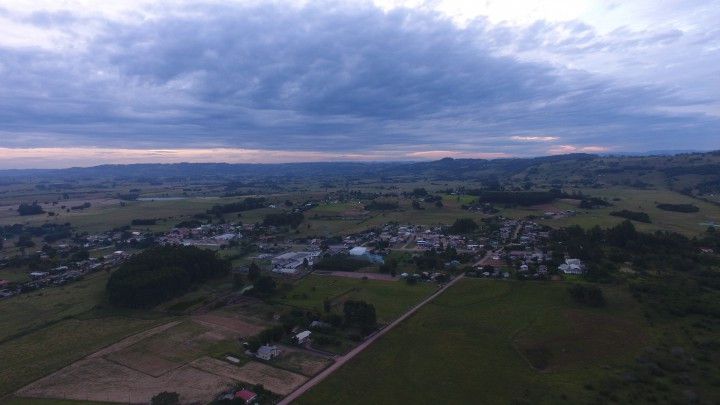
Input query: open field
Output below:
<box><xmin>278</xmin><ymin>274</ymin><xmax>435</xmax><ymax>323</ymax></box>
<box><xmin>0</xmin><ymin>197</ymin><xmax>228</xmax><ymax>233</ymax></box>
<box><xmin>0</xmin><ymin>271</ymin><xmax>111</xmax><ymax>341</ymax></box>
<box><xmin>0</xmin><ymin>316</ymin><xmax>168</xmax><ymax>398</ymax></box>
<box><xmin>298</xmin><ymin>279</ymin><xmax>650</xmax><ymax>404</ymax></box>
<box><xmin>529</xmin><ymin>187</ymin><xmax>720</xmax><ymax>236</ymax></box>
<box><xmin>14</xmin><ymin>314</ymin><xmax>309</xmax><ymax>403</ymax></box>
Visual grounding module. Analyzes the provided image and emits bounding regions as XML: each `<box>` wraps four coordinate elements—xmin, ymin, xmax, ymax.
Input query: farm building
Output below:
<box><xmin>271</xmin><ymin>251</ymin><xmax>320</xmax><ymax>274</ymax></box>
<box><xmin>256</xmin><ymin>344</ymin><xmax>281</xmax><ymax>361</ymax></box>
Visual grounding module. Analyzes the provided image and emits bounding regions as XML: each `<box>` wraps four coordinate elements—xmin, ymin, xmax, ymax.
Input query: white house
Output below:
<box><xmin>559</xmin><ymin>258</ymin><xmax>585</xmax><ymax>275</ymax></box>
<box><xmin>256</xmin><ymin>345</ymin><xmax>281</xmax><ymax>361</ymax></box>
<box><xmin>295</xmin><ymin>330</ymin><xmax>311</xmax><ymax>344</ymax></box>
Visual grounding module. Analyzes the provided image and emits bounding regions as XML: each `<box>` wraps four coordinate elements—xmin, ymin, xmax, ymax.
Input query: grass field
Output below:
<box><xmin>298</xmin><ymin>279</ymin><xmax>650</xmax><ymax>404</ymax></box>
<box><xmin>0</xmin><ymin>316</ymin><xmax>167</xmax><ymax>398</ymax></box>
<box><xmin>278</xmin><ymin>275</ymin><xmax>435</xmax><ymax>323</ymax></box>
<box><xmin>547</xmin><ymin>187</ymin><xmax>720</xmax><ymax>235</ymax></box>
<box><xmin>0</xmin><ymin>269</ymin><xmax>173</xmax><ymax>398</ymax></box>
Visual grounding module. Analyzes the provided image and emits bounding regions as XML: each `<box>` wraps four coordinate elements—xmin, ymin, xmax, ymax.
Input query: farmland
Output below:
<box><xmin>298</xmin><ymin>279</ymin><xmax>650</xmax><ymax>404</ymax></box>
<box><xmin>277</xmin><ymin>275</ymin><xmax>435</xmax><ymax>323</ymax></box>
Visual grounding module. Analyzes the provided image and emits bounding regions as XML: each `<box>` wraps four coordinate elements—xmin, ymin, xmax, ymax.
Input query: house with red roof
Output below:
<box><xmin>235</xmin><ymin>389</ymin><xmax>257</xmax><ymax>404</ymax></box>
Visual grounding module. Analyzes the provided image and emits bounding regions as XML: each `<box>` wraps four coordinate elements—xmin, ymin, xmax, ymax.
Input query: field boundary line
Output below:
<box><xmin>278</xmin><ymin>274</ymin><xmax>464</xmax><ymax>405</ymax></box>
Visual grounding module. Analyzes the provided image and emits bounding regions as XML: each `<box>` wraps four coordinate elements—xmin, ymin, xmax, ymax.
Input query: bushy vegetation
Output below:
<box><xmin>448</xmin><ymin>218</ymin><xmax>478</xmax><ymax>234</ymax></box>
<box><xmin>656</xmin><ymin>203</ymin><xmax>699</xmax><ymax>213</ymax></box>
<box><xmin>610</xmin><ymin>209</ymin><xmax>651</xmax><ymax>223</ymax></box>
<box><xmin>579</xmin><ymin>197</ymin><xmax>611</xmax><ymax>209</ymax></box>
<box><xmin>17</xmin><ymin>202</ymin><xmax>44</xmax><ymax>216</ymax></box>
<box><xmin>106</xmin><ymin>246</ymin><xmax>230</xmax><ymax>308</ymax></box>
<box><xmin>262</xmin><ymin>211</ymin><xmax>304</xmax><ymax>228</ymax></box>
<box><xmin>131</xmin><ymin>218</ymin><xmax>157</xmax><ymax>225</ymax></box>
<box><xmin>208</xmin><ymin>197</ymin><xmax>266</xmax><ymax>215</ymax></box>
<box><xmin>343</xmin><ymin>300</ymin><xmax>377</xmax><ymax>330</ymax></box>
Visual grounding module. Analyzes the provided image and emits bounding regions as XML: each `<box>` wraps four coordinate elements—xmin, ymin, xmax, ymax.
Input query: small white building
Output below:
<box><xmin>559</xmin><ymin>258</ymin><xmax>585</xmax><ymax>275</ymax></box>
<box><xmin>256</xmin><ymin>345</ymin><xmax>281</xmax><ymax>361</ymax></box>
<box><xmin>349</xmin><ymin>246</ymin><xmax>369</xmax><ymax>256</ymax></box>
<box><xmin>295</xmin><ymin>330</ymin><xmax>311</xmax><ymax>344</ymax></box>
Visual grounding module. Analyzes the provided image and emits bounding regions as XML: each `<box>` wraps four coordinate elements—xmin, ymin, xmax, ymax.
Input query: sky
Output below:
<box><xmin>0</xmin><ymin>0</ymin><xmax>718</xmax><ymax>168</ymax></box>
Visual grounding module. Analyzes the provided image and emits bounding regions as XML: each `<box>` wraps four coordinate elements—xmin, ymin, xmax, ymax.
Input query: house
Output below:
<box><xmin>271</xmin><ymin>251</ymin><xmax>320</xmax><ymax>274</ymax></box>
<box><xmin>519</xmin><ymin>264</ymin><xmax>529</xmax><ymax>272</ymax></box>
<box><xmin>349</xmin><ymin>246</ymin><xmax>369</xmax><ymax>256</ymax></box>
<box><xmin>235</xmin><ymin>389</ymin><xmax>258</xmax><ymax>404</ymax></box>
<box><xmin>256</xmin><ymin>344</ymin><xmax>281</xmax><ymax>361</ymax></box>
<box><xmin>295</xmin><ymin>330</ymin><xmax>311</xmax><ymax>344</ymax></box>
<box><xmin>310</xmin><ymin>320</ymin><xmax>331</xmax><ymax>329</ymax></box>
<box><xmin>559</xmin><ymin>258</ymin><xmax>585</xmax><ymax>275</ymax></box>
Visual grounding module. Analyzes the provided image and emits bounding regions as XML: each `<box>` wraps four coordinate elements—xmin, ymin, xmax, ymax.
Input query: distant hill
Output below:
<box><xmin>1</xmin><ymin>151</ymin><xmax>719</xmax><ymax>199</ymax></box>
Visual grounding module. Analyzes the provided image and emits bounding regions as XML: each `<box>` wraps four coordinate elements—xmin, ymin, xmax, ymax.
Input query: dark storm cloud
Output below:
<box><xmin>0</xmin><ymin>1</ymin><xmax>717</xmax><ymax>155</ymax></box>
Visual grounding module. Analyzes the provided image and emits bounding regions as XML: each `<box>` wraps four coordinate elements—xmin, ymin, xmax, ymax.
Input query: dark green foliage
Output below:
<box><xmin>568</xmin><ymin>284</ymin><xmax>605</xmax><ymax>307</ymax></box>
<box><xmin>379</xmin><ymin>258</ymin><xmax>398</xmax><ymax>274</ymax></box>
<box><xmin>151</xmin><ymin>391</ymin><xmax>180</xmax><ymax>405</ymax></box>
<box><xmin>70</xmin><ymin>202</ymin><xmax>91</xmax><ymax>210</ymax></box>
<box><xmin>449</xmin><ymin>218</ymin><xmax>478</xmax><ymax>234</ymax></box>
<box><xmin>131</xmin><ymin>218</ymin><xmax>157</xmax><ymax>225</ymax></box>
<box><xmin>175</xmin><ymin>219</ymin><xmax>202</xmax><ymax>228</ymax></box>
<box><xmin>208</xmin><ymin>197</ymin><xmax>266</xmax><ymax>215</ymax></box>
<box><xmin>263</xmin><ymin>211</ymin><xmax>304</xmax><ymax>228</ymax></box>
<box><xmin>247</xmin><ymin>261</ymin><xmax>261</xmax><ymax>282</ymax></box>
<box><xmin>106</xmin><ymin>246</ymin><xmax>230</xmax><ymax>308</ymax></box>
<box><xmin>656</xmin><ymin>203</ymin><xmax>699</xmax><ymax>213</ymax></box>
<box><xmin>15</xmin><ymin>234</ymin><xmax>35</xmax><ymax>248</ymax></box>
<box><xmin>117</xmin><ymin>193</ymin><xmax>139</xmax><ymax>201</ymax></box>
<box><xmin>313</xmin><ymin>254</ymin><xmax>369</xmax><ymax>272</ymax></box>
<box><xmin>18</xmin><ymin>202</ymin><xmax>44</xmax><ymax>216</ymax></box>
<box><xmin>610</xmin><ymin>209</ymin><xmax>651</xmax><ymax>223</ymax></box>
<box><xmin>579</xmin><ymin>197</ymin><xmax>611</xmax><ymax>209</ymax></box>
<box><xmin>343</xmin><ymin>300</ymin><xmax>377</xmax><ymax>329</ymax></box>
<box><xmin>252</xmin><ymin>276</ymin><xmax>276</xmax><ymax>296</ymax></box>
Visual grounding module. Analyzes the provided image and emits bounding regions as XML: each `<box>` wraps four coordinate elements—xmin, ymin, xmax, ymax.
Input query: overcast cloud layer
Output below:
<box><xmin>0</xmin><ymin>0</ymin><xmax>718</xmax><ymax>167</ymax></box>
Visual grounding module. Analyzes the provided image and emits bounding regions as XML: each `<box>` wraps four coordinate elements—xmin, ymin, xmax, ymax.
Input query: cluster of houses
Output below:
<box><xmin>159</xmin><ymin>223</ymin><xmax>243</xmax><ymax>248</ymax></box>
<box><xmin>0</xmin><ymin>251</ymin><xmax>130</xmax><ymax>300</ymax></box>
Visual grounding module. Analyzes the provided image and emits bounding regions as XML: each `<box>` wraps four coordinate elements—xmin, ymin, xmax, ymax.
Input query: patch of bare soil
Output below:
<box><xmin>191</xmin><ymin>357</ymin><xmax>308</xmax><ymax>396</ymax></box>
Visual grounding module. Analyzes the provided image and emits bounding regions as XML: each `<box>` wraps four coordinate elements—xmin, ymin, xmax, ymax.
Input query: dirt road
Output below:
<box><xmin>278</xmin><ymin>273</ymin><xmax>466</xmax><ymax>404</ymax></box>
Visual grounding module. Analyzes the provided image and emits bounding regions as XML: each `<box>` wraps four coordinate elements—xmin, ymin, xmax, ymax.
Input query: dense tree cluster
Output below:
<box><xmin>448</xmin><ymin>218</ymin><xmax>478</xmax><ymax>234</ymax></box>
<box><xmin>262</xmin><ymin>211</ymin><xmax>304</xmax><ymax>228</ymax></box>
<box><xmin>106</xmin><ymin>246</ymin><xmax>230</xmax><ymax>308</ymax></box>
<box><xmin>208</xmin><ymin>197</ymin><xmax>266</xmax><ymax>215</ymax></box>
<box><xmin>552</xmin><ymin>221</ymin><xmax>720</xmax><ymax>317</ymax></box>
<box><xmin>17</xmin><ymin>202</ymin><xmax>45</xmax><ymax>216</ymax></box>
<box><xmin>610</xmin><ymin>209</ymin><xmax>651</xmax><ymax>223</ymax></box>
<box><xmin>579</xmin><ymin>197</ymin><xmax>611</xmax><ymax>209</ymax></box>
<box><xmin>343</xmin><ymin>300</ymin><xmax>377</xmax><ymax>330</ymax></box>
<box><xmin>656</xmin><ymin>203</ymin><xmax>699</xmax><ymax>213</ymax></box>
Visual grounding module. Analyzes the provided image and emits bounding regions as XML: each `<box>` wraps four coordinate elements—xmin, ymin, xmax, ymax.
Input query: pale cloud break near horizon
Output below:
<box><xmin>0</xmin><ymin>0</ymin><xmax>718</xmax><ymax>168</ymax></box>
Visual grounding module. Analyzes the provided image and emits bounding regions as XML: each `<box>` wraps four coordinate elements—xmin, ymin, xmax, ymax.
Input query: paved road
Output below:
<box><xmin>278</xmin><ymin>273</ymin><xmax>466</xmax><ymax>404</ymax></box>
<box><xmin>473</xmin><ymin>250</ymin><xmax>496</xmax><ymax>268</ymax></box>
